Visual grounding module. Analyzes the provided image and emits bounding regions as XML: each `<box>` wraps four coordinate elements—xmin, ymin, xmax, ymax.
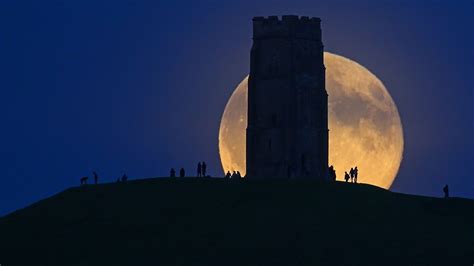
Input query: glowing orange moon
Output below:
<box><xmin>219</xmin><ymin>52</ymin><xmax>404</xmax><ymax>189</ymax></box>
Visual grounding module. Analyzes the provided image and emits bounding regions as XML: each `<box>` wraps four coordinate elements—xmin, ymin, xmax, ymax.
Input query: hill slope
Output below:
<box><xmin>1</xmin><ymin>178</ymin><xmax>473</xmax><ymax>265</ymax></box>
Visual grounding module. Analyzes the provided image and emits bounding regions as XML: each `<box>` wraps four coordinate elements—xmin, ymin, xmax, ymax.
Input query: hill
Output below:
<box><xmin>0</xmin><ymin>178</ymin><xmax>473</xmax><ymax>265</ymax></box>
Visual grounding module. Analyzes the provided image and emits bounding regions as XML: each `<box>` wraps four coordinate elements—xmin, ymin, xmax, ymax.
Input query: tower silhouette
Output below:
<box><xmin>246</xmin><ymin>15</ymin><xmax>328</xmax><ymax>179</ymax></box>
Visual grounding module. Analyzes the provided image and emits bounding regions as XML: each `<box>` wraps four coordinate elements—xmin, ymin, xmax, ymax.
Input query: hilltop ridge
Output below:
<box><xmin>1</xmin><ymin>178</ymin><xmax>473</xmax><ymax>265</ymax></box>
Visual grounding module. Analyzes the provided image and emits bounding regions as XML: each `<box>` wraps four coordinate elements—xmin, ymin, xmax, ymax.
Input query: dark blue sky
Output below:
<box><xmin>0</xmin><ymin>0</ymin><xmax>472</xmax><ymax>215</ymax></box>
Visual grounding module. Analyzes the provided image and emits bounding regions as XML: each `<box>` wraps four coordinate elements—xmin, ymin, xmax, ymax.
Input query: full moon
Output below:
<box><xmin>219</xmin><ymin>52</ymin><xmax>403</xmax><ymax>189</ymax></box>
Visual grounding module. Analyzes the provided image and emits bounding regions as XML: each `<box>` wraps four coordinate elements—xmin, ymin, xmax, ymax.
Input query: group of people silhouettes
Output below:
<box><xmin>80</xmin><ymin>171</ymin><xmax>100</xmax><ymax>185</ymax></box>
<box><xmin>344</xmin><ymin>167</ymin><xmax>359</xmax><ymax>183</ymax></box>
<box><xmin>197</xmin><ymin>162</ymin><xmax>207</xmax><ymax>177</ymax></box>
<box><xmin>80</xmin><ymin>171</ymin><xmax>129</xmax><ymax>185</ymax></box>
<box><xmin>80</xmin><ymin>165</ymin><xmax>362</xmax><ymax>185</ymax></box>
<box><xmin>169</xmin><ymin>168</ymin><xmax>184</xmax><ymax>178</ymax></box>
<box><xmin>79</xmin><ymin>165</ymin><xmax>454</xmax><ymax>201</ymax></box>
<box><xmin>170</xmin><ymin>161</ymin><xmax>209</xmax><ymax>178</ymax></box>
<box><xmin>225</xmin><ymin>170</ymin><xmax>242</xmax><ymax>179</ymax></box>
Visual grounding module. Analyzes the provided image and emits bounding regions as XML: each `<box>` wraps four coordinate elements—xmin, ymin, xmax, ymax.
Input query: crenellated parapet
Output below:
<box><xmin>252</xmin><ymin>15</ymin><xmax>321</xmax><ymax>40</ymax></box>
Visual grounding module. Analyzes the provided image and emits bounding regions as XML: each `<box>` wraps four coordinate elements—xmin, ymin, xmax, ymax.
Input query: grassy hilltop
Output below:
<box><xmin>0</xmin><ymin>178</ymin><xmax>473</xmax><ymax>266</ymax></box>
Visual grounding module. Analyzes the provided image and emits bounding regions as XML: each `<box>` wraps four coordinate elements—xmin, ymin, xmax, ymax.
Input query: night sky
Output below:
<box><xmin>0</xmin><ymin>0</ymin><xmax>472</xmax><ymax>215</ymax></box>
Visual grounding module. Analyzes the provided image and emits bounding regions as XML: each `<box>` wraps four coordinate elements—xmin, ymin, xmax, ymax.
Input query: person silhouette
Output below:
<box><xmin>197</xmin><ymin>162</ymin><xmax>202</xmax><ymax>177</ymax></box>
<box><xmin>328</xmin><ymin>165</ymin><xmax>336</xmax><ymax>181</ymax></box>
<box><xmin>180</xmin><ymin>168</ymin><xmax>185</xmax><ymax>178</ymax></box>
<box><xmin>443</xmin><ymin>185</ymin><xmax>449</xmax><ymax>198</ymax></box>
<box><xmin>349</xmin><ymin>168</ymin><xmax>354</xmax><ymax>182</ymax></box>
<box><xmin>354</xmin><ymin>167</ymin><xmax>358</xmax><ymax>183</ymax></box>
<box><xmin>80</xmin><ymin>176</ymin><xmax>88</xmax><ymax>185</ymax></box>
<box><xmin>237</xmin><ymin>171</ymin><xmax>242</xmax><ymax>179</ymax></box>
<box><xmin>170</xmin><ymin>168</ymin><xmax>176</xmax><ymax>178</ymax></box>
<box><xmin>121</xmin><ymin>174</ymin><xmax>128</xmax><ymax>182</ymax></box>
<box><xmin>225</xmin><ymin>171</ymin><xmax>231</xmax><ymax>179</ymax></box>
<box><xmin>231</xmin><ymin>171</ymin><xmax>237</xmax><ymax>179</ymax></box>
<box><xmin>93</xmin><ymin>171</ymin><xmax>99</xmax><ymax>184</ymax></box>
<box><xmin>202</xmin><ymin>162</ymin><xmax>207</xmax><ymax>177</ymax></box>
<box><xmin>344</xmin><ymin>172</ymin><xmax>350</xmax><ymax>182</ymax></box>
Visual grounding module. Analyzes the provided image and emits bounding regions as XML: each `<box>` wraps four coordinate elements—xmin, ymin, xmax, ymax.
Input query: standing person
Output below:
<box><xmin>180</xmin><ymin>168</ymin><xmax>185</xmax><ymax>178</ymax></box>
<box><xmin>121</xmin><ymin>174</ymin><xmax>128</xmax><ymax>182</ymax></box>
<box><xmin>354</xmin><ymin>166</ymin><xmax>358</xmax><ymax>183</ymax></box>
<box><xmin>237</xmin><ymin>171</ymin><xmax>242</xmax><ymax>179</ymax></box>
<box><xmin>170</xmin><ymin>168</ymin><xmax>176</xmax><ymax>178</ymax></box>
<box><xmin>349</xmin><ymin>168</ymin><xmax>354</xmax><ymax>183</ymax></box>
<box><xmin>225</xmin><ymin>171</ymin><xmax>231</xmax><ymax>179</ymax></box>
<box><xmin>328</xmin><ymin>166</ymin><xmax>336</xmax><ymax>181</ymax></box>
<box><xmin>202</xmin><ymin>162</ymin><xmax>207</xmax><ymax>177</ymax></box>
<box><xmin>93</xmin><ymin>171</ymin><xmax>99</xmax><ymax>184</ymax></box>
<box><xmin>197</xmin><ymin>162</ymin><xmax>202</xmax><ymax>177</ymax></box>
<box><xmin>344</xmin><ymin>171</ymin><xmax>350</xmax><ymax>182</ymax></box>
<box><xmin>443</xmin><ymin>185</ymin><xmax>449</xmax><ymax>198</ymax></box>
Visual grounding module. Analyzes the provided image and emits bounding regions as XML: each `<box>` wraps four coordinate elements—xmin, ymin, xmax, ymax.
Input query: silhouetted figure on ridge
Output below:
<box><xmin>93</xmin><ymin>171</ymin><xmax>99</xmax><ymax>184</ymax></box>
<box><xmin>202</xmin><ymin>162</ymin><xmax>207</xmax><ymax>177</ymax></box>
<box><xmin>197</xmin><ymin>162</ymin><xmax>202</xmax><ymax>177</ymax></box>
<box><xmin>344</xmin><ymin>172</ymin><xmax>350</xmax><ymax>182</ymax></box>
<box><xmin>180</xmin><ymin>168</ymin><xmax>185</xmax><ymax>178</ymax></box>
<box><xmin>231</xmin><ymin>171</ymin><xmax>237</xmax><ymax>179</ymax></box>
<box><xmin>354</xmin><ymin>167</ymin><xmax>358</xmax><ymax>183</ymax></box>
<box><xmin>121</xmin><ymin>174</ymin><xmax>128</xmax><ymax>182</ymax></box>
<box><xmin>170</xmin><ymin>168</ymin><xmax>176</xmax><ymax>178</ymax></box>
<box><xmin>349</xmin><ymin>168</ymin><xmax>354</xmax><ymax>183</ymax></box>
<box><xmin>225</xmin><ymin>171</ymin><xmax>231</xmax><ymax>179</ymax></box>
<box><xmin>237</xmin><ymin>171</ymin><xmax>242</xmax><ymax>179</ymax></box>
<box><xmin>328</xmin><ymin>165</ymin><xmax>336</xmax><ymax>181</ymax></box>
<box><xmin>443</xmin><ymin>185</ymin><xmax>449</xmax><ymax>198</ymax></box>
<box><xmin>80</xmin><ymin>176</ymin><xmax>88</xmax><ymax>185</ymax></box>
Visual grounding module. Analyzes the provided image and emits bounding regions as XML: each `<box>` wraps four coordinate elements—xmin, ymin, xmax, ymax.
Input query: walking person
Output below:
<box><xmin>180</xmin><ymin>168</ymin><xmax>185</xmax><ymax>178</ymax></box>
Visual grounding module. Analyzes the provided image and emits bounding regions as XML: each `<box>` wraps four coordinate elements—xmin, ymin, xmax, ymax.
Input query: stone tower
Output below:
<box><xmin>246</xmin><ymin>15</ymin><xmax>328</xmax><ymax>179</ymax></box>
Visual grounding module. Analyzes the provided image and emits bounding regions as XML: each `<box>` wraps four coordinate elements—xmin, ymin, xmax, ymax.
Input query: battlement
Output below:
<box><xmin>253</xmin><ymin>15</ymin><xmax>321</xmax><ymax>40</ymax></box>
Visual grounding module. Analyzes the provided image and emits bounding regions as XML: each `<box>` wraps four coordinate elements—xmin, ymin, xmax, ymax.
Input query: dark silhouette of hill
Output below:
<box><xmin>1</xmin><ymin>178</ymin><xmax>473</xmax><ymax>266</ymax></box>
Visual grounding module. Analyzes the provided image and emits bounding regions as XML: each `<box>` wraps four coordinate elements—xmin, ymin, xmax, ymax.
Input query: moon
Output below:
<box><xmin>219</xmin><ymin>52</ymin><xmax>403</xmax><ymax>189</ymax></box>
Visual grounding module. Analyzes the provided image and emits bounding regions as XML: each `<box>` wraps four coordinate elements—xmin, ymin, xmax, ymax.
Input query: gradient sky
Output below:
<box><xmin>0</xmin><ymin>0</ymin><xmax>473</xmax><ymax>215</ymax></box>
